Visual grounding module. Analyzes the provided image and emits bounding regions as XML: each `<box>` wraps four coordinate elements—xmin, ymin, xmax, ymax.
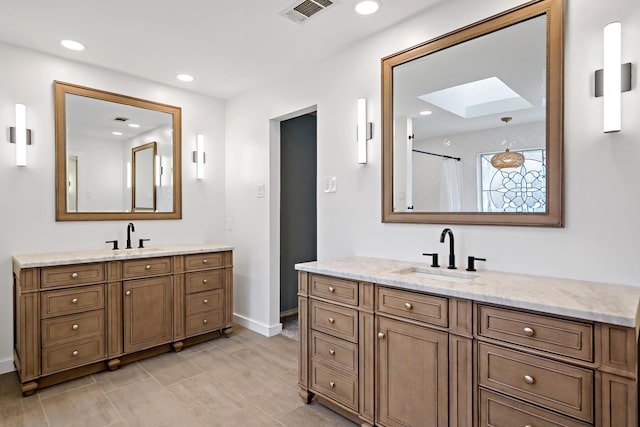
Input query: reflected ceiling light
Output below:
<box><xmin>128</xmin><ymin>123</ymin><xmax>140</xmax><ymax>128</ymax></box>
<box><xmin>112</xmin><ymin>131</ymin><xmax>123</xmax><ymax>136</ymax></box>
<box><xmin>419</xmin><ymin>110</ymin><xmax>432</xmax><ymax>116</ymax></box>
<box><xmin>355</xmin><ymin>0</ymin><xmax>380</xmax><ymax>15</ymax></box>
<box><xmin>490</xmin><ymin>117</ymin><xmax>524</xmax><ymax>169</ymax></box>
<box><xmin>61</xmin><ymin>40</ymin><xmax>85</xmax><ymax>51</ymax></box>
<box><xmin>176</xmin><ymin>73</ymin><xmax>194</xmax><ymax>82</ymax></box>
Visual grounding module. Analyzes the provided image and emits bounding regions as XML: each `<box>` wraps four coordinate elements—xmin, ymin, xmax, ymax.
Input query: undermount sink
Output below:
<box><xmin>392</xmin><ymin>266</ymin><xmax>479</xmax><ymax>283</ymax></box>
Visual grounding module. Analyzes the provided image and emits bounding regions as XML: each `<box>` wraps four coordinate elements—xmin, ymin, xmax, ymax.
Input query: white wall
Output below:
<box><xmin>225</xmin><ymin>0</ymin><xmax>640</xmax><ymax>335</ymax></box>
<box><xmin>0</xmin><ymin>42</ymin><xmax>227</xmax><ymax>373</ymax></box>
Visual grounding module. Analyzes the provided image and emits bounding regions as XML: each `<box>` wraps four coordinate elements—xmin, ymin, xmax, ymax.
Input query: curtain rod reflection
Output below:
<box><xmin>412</xmin><ymin>149</ymin><xmax>461</xmax><ymax>162</ymax></box>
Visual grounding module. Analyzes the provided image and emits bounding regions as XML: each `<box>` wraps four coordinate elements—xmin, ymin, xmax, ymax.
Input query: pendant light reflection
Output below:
<box><xmin>490</xmin><ymin>117</ymin><xmax>524</xmax><ymax>169</ymax></box>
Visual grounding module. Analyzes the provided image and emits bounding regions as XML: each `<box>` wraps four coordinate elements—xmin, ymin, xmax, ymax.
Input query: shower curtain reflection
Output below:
<box><xmin>440</xmin><ymin>158</ymin><xmax>463</xmax><ymax>211</ymax></box>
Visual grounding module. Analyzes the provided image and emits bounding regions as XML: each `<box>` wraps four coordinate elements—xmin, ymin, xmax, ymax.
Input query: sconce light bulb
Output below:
<box><xmin>15</xmin><ymin>104</ymin><xmax>27</xmax><ymax>167</ymax></box>
<box><xmin>196</xmin><ymin>134</ymin><xmax>205</xmax><ymax>179</ymax></box>
<box><xmin>603</xmin><ymin>21</ymin><xmax>621</xmax><ymax>133</ymax></box>
<box><xmin>357</xmin><ymin>98</ymin><xmax>367</xmax><ymax>164</ymax></box>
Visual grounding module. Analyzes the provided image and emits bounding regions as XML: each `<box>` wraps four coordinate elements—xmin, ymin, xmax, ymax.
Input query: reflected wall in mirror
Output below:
<box><xmin>55</xmin><ymin>81</ymin><xmax>182</xmax><ymax>220</ymax></box>
<box><xmin>132</xmin><ymin>141</ymin><xmax>157</xmax><ymax>211</ymax></box>
<box><xmin>382</xmin><ymin>0</ymin><xmax>563</xmax><ymax>226</ymax></box>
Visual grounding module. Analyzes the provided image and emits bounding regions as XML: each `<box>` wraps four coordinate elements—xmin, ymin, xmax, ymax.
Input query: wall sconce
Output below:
<box><xmin>193</xmin><ymin>134</ymin><xmax>205</xmax><ymax>179</ymax></box>
<box><xmin>357</xmin><ymin>98</ymin><xmax>373</xmax><ymax>164</ymax></box>
<box><xmin>9</xmin><ymin>104</ymin><xmax>32</xmax><ymax>167</ymax></box>
<box><xmin>595</xmin><ymin>22</ymin><xmax>631</xmax><ymax>133</ymax></box>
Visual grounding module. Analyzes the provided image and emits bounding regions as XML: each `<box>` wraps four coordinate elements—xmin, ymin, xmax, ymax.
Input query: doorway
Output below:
<box><xmin>279</xmin><ymin>113</ymin><xmax>317</xmax><ymax>322</ymax></box>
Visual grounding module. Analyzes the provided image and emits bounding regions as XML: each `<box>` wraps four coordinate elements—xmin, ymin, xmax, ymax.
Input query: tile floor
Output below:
<box><xmin>0</xmin><ymin>325</ymin><xmax>357</xmax><ymax>427</ymax></box>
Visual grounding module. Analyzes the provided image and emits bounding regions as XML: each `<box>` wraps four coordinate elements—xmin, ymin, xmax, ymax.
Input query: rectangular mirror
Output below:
<box><xmin>55</xmin><ymin>81</ymin><xmax>182</xmax><ymax>220</ymax></box>
<box><xmin>382</xmin><ymin>0</ymin><xmax>563</xmax><ymax>226</ymax></box>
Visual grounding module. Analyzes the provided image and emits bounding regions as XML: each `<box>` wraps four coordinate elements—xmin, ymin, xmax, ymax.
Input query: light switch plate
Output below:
<box><xmin>324</xmin><ymin>176</ymin><xmax>337</xmax><ymax>193</ymax></box>
<box><xmin>257</xmin><ymin>184</ymin><xmax>265</xmax><ymax>198</ymax></box>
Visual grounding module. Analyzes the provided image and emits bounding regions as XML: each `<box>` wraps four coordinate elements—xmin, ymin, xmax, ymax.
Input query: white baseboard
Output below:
<box><xmin>233</xmin><ymin>313</ymin><xmax>282</xmax><ymax>337</ymax></box>
<box><xmin>0</xmin><ymin>358</ymin><xmax>15</xmax><ymax>375</ymax></box>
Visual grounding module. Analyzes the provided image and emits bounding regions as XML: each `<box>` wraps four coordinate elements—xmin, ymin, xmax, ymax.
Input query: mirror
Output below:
<box><xmin>382</xmin><ymin>0</ymin><xmax>563</xmax><ymax>226</ymax></box>
<box><xmin>55</xmin><ymin>81</ymin><xmax>182</xmax><ymax>220</ymax></box>
<box><xmin>132</xmin><ymin>141</ymin><xmax>157</xmax><ymax>211</ymax></box>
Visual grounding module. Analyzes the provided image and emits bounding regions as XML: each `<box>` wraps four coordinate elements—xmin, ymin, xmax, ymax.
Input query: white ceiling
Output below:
<box><xmin>0</xmin><ymin>0</ymin><xmax>443</xmax><ymax>99</ymax></box>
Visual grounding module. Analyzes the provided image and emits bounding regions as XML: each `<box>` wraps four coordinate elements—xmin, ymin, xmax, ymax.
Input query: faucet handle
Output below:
<box><xmin>138</xmin><ymin>238</ymin><xmax>150</xmax><ymax>249</ymax></box>
<box><xmin>105</xmin><ymin>240</ymin><xmax>119</xmax><ymax>250</ymax></box>
<box><xmin>466</xmin><ymin>256</ymin><xmax>486</xmax><ymax>272</ymax></box>
<box><xmin>422</xmin><ymin>253</ymin><xmax>439</xmax><ymax>268</ymax></box>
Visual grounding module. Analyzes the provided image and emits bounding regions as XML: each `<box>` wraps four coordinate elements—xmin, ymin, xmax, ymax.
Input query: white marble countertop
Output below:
<box><xmin>296</xmin><ymin>257</ymin><xmax>640</xmax><ymax>329</ymax></box>
<box><xmin>13</xmin><ymin>243</ymin><xmax>234</xmax><ymax>268</ymax></box>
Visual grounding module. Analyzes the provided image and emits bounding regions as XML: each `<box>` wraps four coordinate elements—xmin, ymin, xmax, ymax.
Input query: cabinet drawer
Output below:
<box><xmin>311</xmin><ymin>330</ymin><xmax>358</xmax><ymax>376</ymax></box>
<box><xmin>310</xmin><ymin>275</ymin><xmax>358</xmax><ymax>306</ymax></box>
<box><xmin>377</xmin><ymin>287</ymin><xmax>448</xmax><ymax>328</ymax></box>
<box><xmin>477</xmin><ymin>305</ymin><xmax>594</xmax><ymax>361</ymax></box>
<box><xmin>41</xmin><ymin>263</ymin><xmax>104</xmax><ymax>288</ymax></box>
<box><xmin>185</xmin><ymin>270</ymin><xmax>224</xmax><ymax>293</ymax></box>
<box><xmin>478</xmin><ymin>343</ymin><xmax>594</xmax><ymax>422</ymax></box>
<box><xmin>122</xmin><ymin>257</ymin><xmax>171</xmax><ymax>279</ymax></box>
<box><xmin>479</xmin><ymin>389</ymin><xmax>591</xmax><ymax>427</ymax></box>
<box><xmin>186</xmin><ymin>289</ymin><xmax>223</xmax><ymax>316</ymax></box>
<box><xmin>310</xmin><ymin>361</ymin><xmax>358</xmax><ymax>411</ymax></box>
<box><xmin>41</xmin><ymin>335</ymin><xmax>105</xmax><ymax>375</ymax></box>
<box><xmin>186</xmin><ymin>309</ymin><xmax>223</xmax><ymax>336</ymax></box>
<box><xmin>310</xmin><ymin>300</ymin><xmax>358</xmax><ymax>343</ymax></box>
<box><xmin>42</xmin><ymin>310</ymin><xmax>104</xmax><ymax>347</ymax></box>
<box><xmin>41</xmin><ymin>285</ymin><xmax>105</xmax><ymax>319</ymax></box>
<box><xmin>184</xmin><ymin>252</ymin><xmax>224</xmax><ymax>271</ymax></box>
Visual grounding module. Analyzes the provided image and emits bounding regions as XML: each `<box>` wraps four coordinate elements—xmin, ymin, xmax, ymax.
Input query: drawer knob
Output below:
<box><xmin>328</xmin><ymin>286</ymin><xmax>335</xmax><ymax>293</ymax></box>
<box><xmin>404</xmin><ymin>302</ymin><xmax>413</xmax><ymax>310</ymax></box>
<box><xmin>329</xmin><ymin>349</ymin><xmax>335</xmax><ymax>356</ymax></box>
<box><xmin>145</xmin><ymin>264</ymin><xmax>151</xmax><ymax>270</ymax></box>
<box><xmin>378</xmin><ymin>332</ymin><xmax>385</xmax><ymax>339</ymax></box>
<box><xmin>71</xmin><ymin>298</ymin><xmax>79</xmax><ymax>304</ymax></box>
<box><xmin>329</xmin><ymin>381</ymin><xmax>335</xmax><ymax>388</ymax></box>
<box><xmin>203</xmin><ymin>279</ymin><xmax>208</xmax><ymax>284</ymax></box>
<box><xmin>72</xmin><ymin>350</ymin><xmax>79</xmax><ymax>357</ymax></box>
<box><xmin>328</xmin><ymin>317</ymin><xmax>335</xmax><ymax>324</ymax></box>
<box><xmin>203</xmin><ymin>259</ymin><xmax>208</xmax><ymax>264</ymax></box>
<box><xmin>71</xmin><ymin>272</ymin><xmax>79</xmax><ymax>278</ymax></box>
<box><xmin>523</xmin><ymin>327</ymin><xmax>535</xmax><ymax>337</ymax></box>
<box><xmin>72</xmin><ymin>324</ymin><xmax>79</xmax><ymax>330</ymax></box>
<box><xmin>126</xmin><ymin>290</ymin><xmax>131</xmax><ymax>296</ymax></box>
<box><xmin>203</xmin><ymin>299</ymin><xmax>209</xmax><ymax>304</ymax></box>
<box><xmin>524</xmin><ymin>375</ymin><xmax>535</xmax><ymax>385</ymax></box>
<box><xmin>203</xmin><ymin>319</ymin><xmax>208</xmax><ymax>324</ymax></box>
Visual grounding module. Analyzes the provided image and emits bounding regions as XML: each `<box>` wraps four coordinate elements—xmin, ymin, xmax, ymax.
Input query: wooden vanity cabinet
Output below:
<box><xmin>13</xmin><ymin>249</ymin><xmax>233</xmax><ymax>395</ymax></box>
<box><xmin>298</xmin><ymin>272</ymin><xmax>639</xmax><ymax>427</ymax></box>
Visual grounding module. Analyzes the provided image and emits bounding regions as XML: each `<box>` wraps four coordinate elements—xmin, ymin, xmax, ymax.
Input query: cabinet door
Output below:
<box><xmin>123</xmin><ymin>276</ymin><xmax>173</xmax><ymax>353</ymax></box>
<box><xmin>377</xmin><ymin>316</ymin><xmax>448</xmax><ymax>427</ymax></box>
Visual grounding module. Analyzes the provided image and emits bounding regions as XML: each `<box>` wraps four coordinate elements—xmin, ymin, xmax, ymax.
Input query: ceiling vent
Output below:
<box><xmin>114</xmin><ymin>117</ymin><xmax>129</xmax><ymax>122</ymax></box>
<box><xmin>280</xmin><ymin>0</ymin><xmax>336</xmax><ymax>24</ymax></box>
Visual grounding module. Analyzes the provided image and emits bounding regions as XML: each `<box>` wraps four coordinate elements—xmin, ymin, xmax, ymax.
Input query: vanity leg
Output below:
<box><xmin>298</xmin><ymin>387</ymin><xmax>314</xmax><ymax>404</ymax></box>
<box><xmin>21</xmin><ymin>381</ymin><xmax>38</xmax><ymax>397</ymax></box>
<box><xmin>221</xmin><ymin>326</ymin><xmax>233</xmax><ymax>338</ymax></box>
<box><xmin>172</xmin><ymin>341</ymin><xmax>184</xmax><ymax>352</ymax></box>
<box><xmin>107</xmin><ymin>359</ymin><xmax>121</xmax><ymax>371</ymax></box>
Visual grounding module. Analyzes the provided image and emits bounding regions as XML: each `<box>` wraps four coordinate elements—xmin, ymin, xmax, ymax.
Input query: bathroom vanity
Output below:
<box><xmin>296</xmin><ymin>258</ymin><xmax>640</xmax><ymax>427</ymax></box>
<box><xmin>13</xmin><ymin>244</ymin><xmax>233</xmax><ymax>395</ymax></box>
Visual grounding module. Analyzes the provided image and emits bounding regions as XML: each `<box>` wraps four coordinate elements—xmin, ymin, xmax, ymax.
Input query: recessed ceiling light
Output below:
<box><xmin>61</xmin><ymin>39</ymin><xmax>85</xmax><ymax>51</ymax></box>
<box><xmin>112</xmin><ymin>131</ymin><xmax>123</xmax><ymax>136</ymax></box>
<box><xmin>355</xmin><ymin>0</ymin><xmax>380</xmax><ymax>15</ymax></box>
<box><xmin>128</xmin><ymin>123</ymin><xmax>140</xmax><ymax>128</ymax></box>
<box><xmin>176</xmin><ymin>73</ymin><xmax>194</xmax><ymax>82</ymax></box>
<box><xmin>419</xmin><ymin>110</ymin><xmax>433</xmax><ymax>116</ymax></box>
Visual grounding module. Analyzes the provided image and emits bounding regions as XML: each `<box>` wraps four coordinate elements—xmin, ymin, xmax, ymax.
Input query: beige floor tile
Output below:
<box><xmin>105</xmin><ymin>378</ymin><xmax>203</xmax><ymax>427</ymax></box>
<box><xmin>278</xmin><ymin>403</ymin><xmax>359</xmax><ymax>427</ymax></box>
<box><xmin>253</xmin><ymin>334</ymin><xmax>298</xmax><ymax>361</ymax></box>
<box><xmin>180</xmin><ymin>345</ymin><xmax>254</xmax><ymax>381</ymax></box>
<box><xmin>93</xmin><ymin>362</ymin><xmax>150</xmax><ymax>393</ymax></box>
<box><xmin>36</xmin><ymin>374</ymin><xmax>95</xmax><ymax>400</ymax></box>
<box><xmin>137</xmin><ymin>352</ymin><xmax>202</xmax><ymax>386</ymax></box>
<box><xmin>227</xmin><ymin>344</ymin><xmax>297</xmax><ymax>379</ymax></box>
<box><xmin>40</xmin><ymin>383</ymin><xmax>121</xmax><ymax>427</ymax></box>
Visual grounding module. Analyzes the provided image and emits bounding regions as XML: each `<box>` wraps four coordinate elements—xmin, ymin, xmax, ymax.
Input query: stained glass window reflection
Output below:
<box><xmin>479</xmin><ymin>149</ymin><xmax>546</xmax><ymax>213</ymax></box>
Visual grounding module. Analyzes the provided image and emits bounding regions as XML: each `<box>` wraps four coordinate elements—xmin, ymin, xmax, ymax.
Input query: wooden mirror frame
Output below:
<box><xmin>54</xmin><ymin>81</ymin><xmax>182</xmax><ymax>221</ymax></box>
<box><xmin>382</xmin><ymin>0</ymin><xmax>564</xmax><ymax>226</ymax></box>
